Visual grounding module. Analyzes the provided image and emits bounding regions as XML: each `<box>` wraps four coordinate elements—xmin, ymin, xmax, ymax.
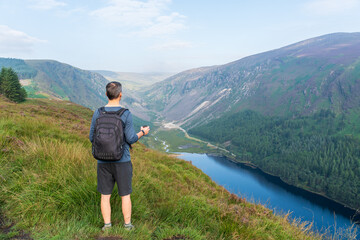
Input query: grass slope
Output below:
<box><xmin>0</xmin><ymin>96</ymin><xmax>318</xmax><ymax>239</ymax></box>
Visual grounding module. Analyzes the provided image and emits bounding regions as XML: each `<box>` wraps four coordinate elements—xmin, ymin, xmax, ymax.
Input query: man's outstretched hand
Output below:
<box><xmin>141</xmin><ymin>125</ymin><xmax>150</xmax><ymax>136</ymax></box>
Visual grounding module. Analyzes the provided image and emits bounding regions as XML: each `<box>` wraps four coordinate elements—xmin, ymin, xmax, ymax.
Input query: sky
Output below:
<box><xmin>0</xmin><ymin>0</ymin><xmax>360</xmax><ymax>73</ymax></box>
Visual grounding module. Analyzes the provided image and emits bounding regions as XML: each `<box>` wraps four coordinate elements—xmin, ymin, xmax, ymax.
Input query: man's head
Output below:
<box><xmin>106</xmin><ymin>81</ymin><xmax>122</xmax><ymax>100</ymax></box>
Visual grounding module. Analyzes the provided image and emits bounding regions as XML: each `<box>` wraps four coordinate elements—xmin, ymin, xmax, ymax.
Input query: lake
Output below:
<box><xmin>176</xmin><ymin>152</ymin><xmax>359</xmax><ymax>239</ymax></box>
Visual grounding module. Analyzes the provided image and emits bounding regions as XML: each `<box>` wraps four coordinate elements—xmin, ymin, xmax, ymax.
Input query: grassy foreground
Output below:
<box><xmin>0</xmin><ymin>96</ymin><xmax>318</xmax><ymax>239</ymax></box>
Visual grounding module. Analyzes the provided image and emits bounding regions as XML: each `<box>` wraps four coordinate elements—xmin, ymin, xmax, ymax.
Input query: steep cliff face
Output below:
<box><xmin>140</xmin><ymin>33</ymin><xmax>360</xmax><ymax>128</ymax></box>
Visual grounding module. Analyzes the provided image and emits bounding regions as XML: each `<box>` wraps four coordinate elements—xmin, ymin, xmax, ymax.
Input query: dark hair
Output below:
<box><xmin>106</xmin><ymin>81</ymin><xmax>122</xmax><ymax>100</ymax></box>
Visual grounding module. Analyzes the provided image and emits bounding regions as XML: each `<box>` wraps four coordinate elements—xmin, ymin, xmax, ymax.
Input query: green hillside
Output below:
<box><xmin>25</xmin><ymin>60</ymin><xmax>109</xmax><ymax>110</ymax></box>
<box><xmin>0</xmin><ymin>58</ymin><xmax>109</xmax><ymax>110</ymax></box>
<box><xmin>138</xmin><ymin>33</ymin><xmax>360</xmax><ymax>128</ymax></box>
<box><xmin>0</xmin><ymin>96</ymin><xmax>317</xmax><ymax>239</ymax></box>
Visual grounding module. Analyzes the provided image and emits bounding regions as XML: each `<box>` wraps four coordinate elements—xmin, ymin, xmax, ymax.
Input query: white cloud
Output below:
<box><xmin>304</xmin><ymin>0</ymin><xmax>360</xmax><ymax>15</ymax></box>
<box><xmin>0</xmin><ymin>25</ymin><xmax>45</xmax><ymax>54</ymax></box>
<box><xmin>140</xmin><ymin>12</ymin><xmax>186</xmax><ymax>36</ymax></box>
<box><xmin>150</xmin><ymin>40</ymin><xmax>192</xmax><ymax>50</ymax></box>
<box><xmin>29</xmin><ymin>0</ymin><xmax>66</xmax><ymax>10</ymax></box>
<box><xmin>91</xmin><ymin>0</ymin><xmax>186</xmax><ymax>36</ymax></box>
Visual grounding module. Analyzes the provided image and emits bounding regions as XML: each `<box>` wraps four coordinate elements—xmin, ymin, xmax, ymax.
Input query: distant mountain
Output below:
<box><xmin>92</xmin><ymin>70</ymin><xmax>174</xmax><ymax>90</ymax></box>
<box><xmin>141</xmin><ymin>32</ymin><xmax>360</xmax><ymax>128</ymax></box>
<box><xmin>0</xmin><ymin>58</ymin><xmax>109</xmax><ymax>110</ymax></box>
<box><xmin>91</xmin><ymin>70</ymin><xmax>175</xmax><ymax>120</ymax></box>
<box><xmin>0</xmin><ymin>58</ymin><xmax>165</xmax><ymax>121</ymax></box>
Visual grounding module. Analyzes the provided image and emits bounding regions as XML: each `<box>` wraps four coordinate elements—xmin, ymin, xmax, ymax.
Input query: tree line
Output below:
<box><xmin>0</xmin><ymin>67</ymin><xmax>27</xmax><ymax>102</ymax></box>
<box><xmin>189</xmin><ymin>109</ymin><xmax>360</xmax><ymax>210</ymax></box>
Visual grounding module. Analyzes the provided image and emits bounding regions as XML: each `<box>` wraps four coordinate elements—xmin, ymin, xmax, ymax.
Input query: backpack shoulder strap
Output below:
<box><xmin>115</xmin><ymin>108</ymin><xmax>132</xmax><ymax>149</ymax></box>
<box><xmin>98</xmin><ymin>106</ymin><xmax>106</xmax><ymax>115</ymax></box>
<box><xmin>116</xmin><ymin>108</ymin><xmax>128</xmax><ymax>117</ymax></box>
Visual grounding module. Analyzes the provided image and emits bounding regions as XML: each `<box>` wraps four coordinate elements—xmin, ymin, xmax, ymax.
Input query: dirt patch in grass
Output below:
<box><xmin>163</xmin><ymin>235</ymin><xmax>189</xmax><ymax>240</ymax></box>
<box><xmin>0</xmin><ymin>214</ymin><xmax>33</xmax><ymax>239</ymax></box>
<box><xmin>95</xmin><ymin>237</ymin><xmax>124</xmax><ymax>240</ymax></box>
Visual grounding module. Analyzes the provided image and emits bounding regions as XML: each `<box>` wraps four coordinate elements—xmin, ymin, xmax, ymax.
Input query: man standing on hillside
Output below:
<box><xmin>89</xmin><ymin>81</ymin><xmax>150</xmax><ymax>231</ymax></box>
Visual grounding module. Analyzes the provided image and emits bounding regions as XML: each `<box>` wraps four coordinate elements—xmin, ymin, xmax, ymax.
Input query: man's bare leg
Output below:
<box><xmin>121</xmin><ymin>194</ymin><xmax>132</xmax><ymax>224</ymax></box>
<box><xmin>101</xmin><ymin>194</ymin><xmax>111</xmax><ymax>224</ymax></box>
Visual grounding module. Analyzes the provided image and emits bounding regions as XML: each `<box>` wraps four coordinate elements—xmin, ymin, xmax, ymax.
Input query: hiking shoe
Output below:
<box><xmin>102</xmin><ymin>223</ymin><xmax>111</xmax><ymax>231</ymax></box>
<box><xmin>124</xmin><ymin>222</ymin><xmax>134</xmax><ymax>231</ymax></box>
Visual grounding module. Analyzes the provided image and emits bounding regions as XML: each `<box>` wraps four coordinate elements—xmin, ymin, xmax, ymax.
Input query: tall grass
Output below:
<box><xmin>0</xmin><ymin>97</ymin><xmax>320</xmax><ymax>239</ymax></box>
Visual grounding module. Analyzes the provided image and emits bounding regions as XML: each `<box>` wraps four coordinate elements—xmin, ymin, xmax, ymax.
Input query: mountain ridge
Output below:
<box><xmin>92</xmin><ymin>70</ymin><xmax>174</xmax><ymax>90</ymax></box>
<box><xmin>0</xmin><ymin>58</ymin><xmax>109</xmax><ymax>110</ymax></box>
<box><xmin>0</xmin><ymin>58</ymin><xmax>173</xmax><ymax>121</ymax></box>
<box><xmin>138</xmin><ymin>32</ymin><xmax>360</xmax><ymax>128</ymax></box>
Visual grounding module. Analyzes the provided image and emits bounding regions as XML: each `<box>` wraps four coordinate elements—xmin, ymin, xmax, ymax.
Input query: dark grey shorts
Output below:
<box><xmin>97</xmin><ymin>161</ymin><xmax>133</xmax><ymax>196</ymax></box>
